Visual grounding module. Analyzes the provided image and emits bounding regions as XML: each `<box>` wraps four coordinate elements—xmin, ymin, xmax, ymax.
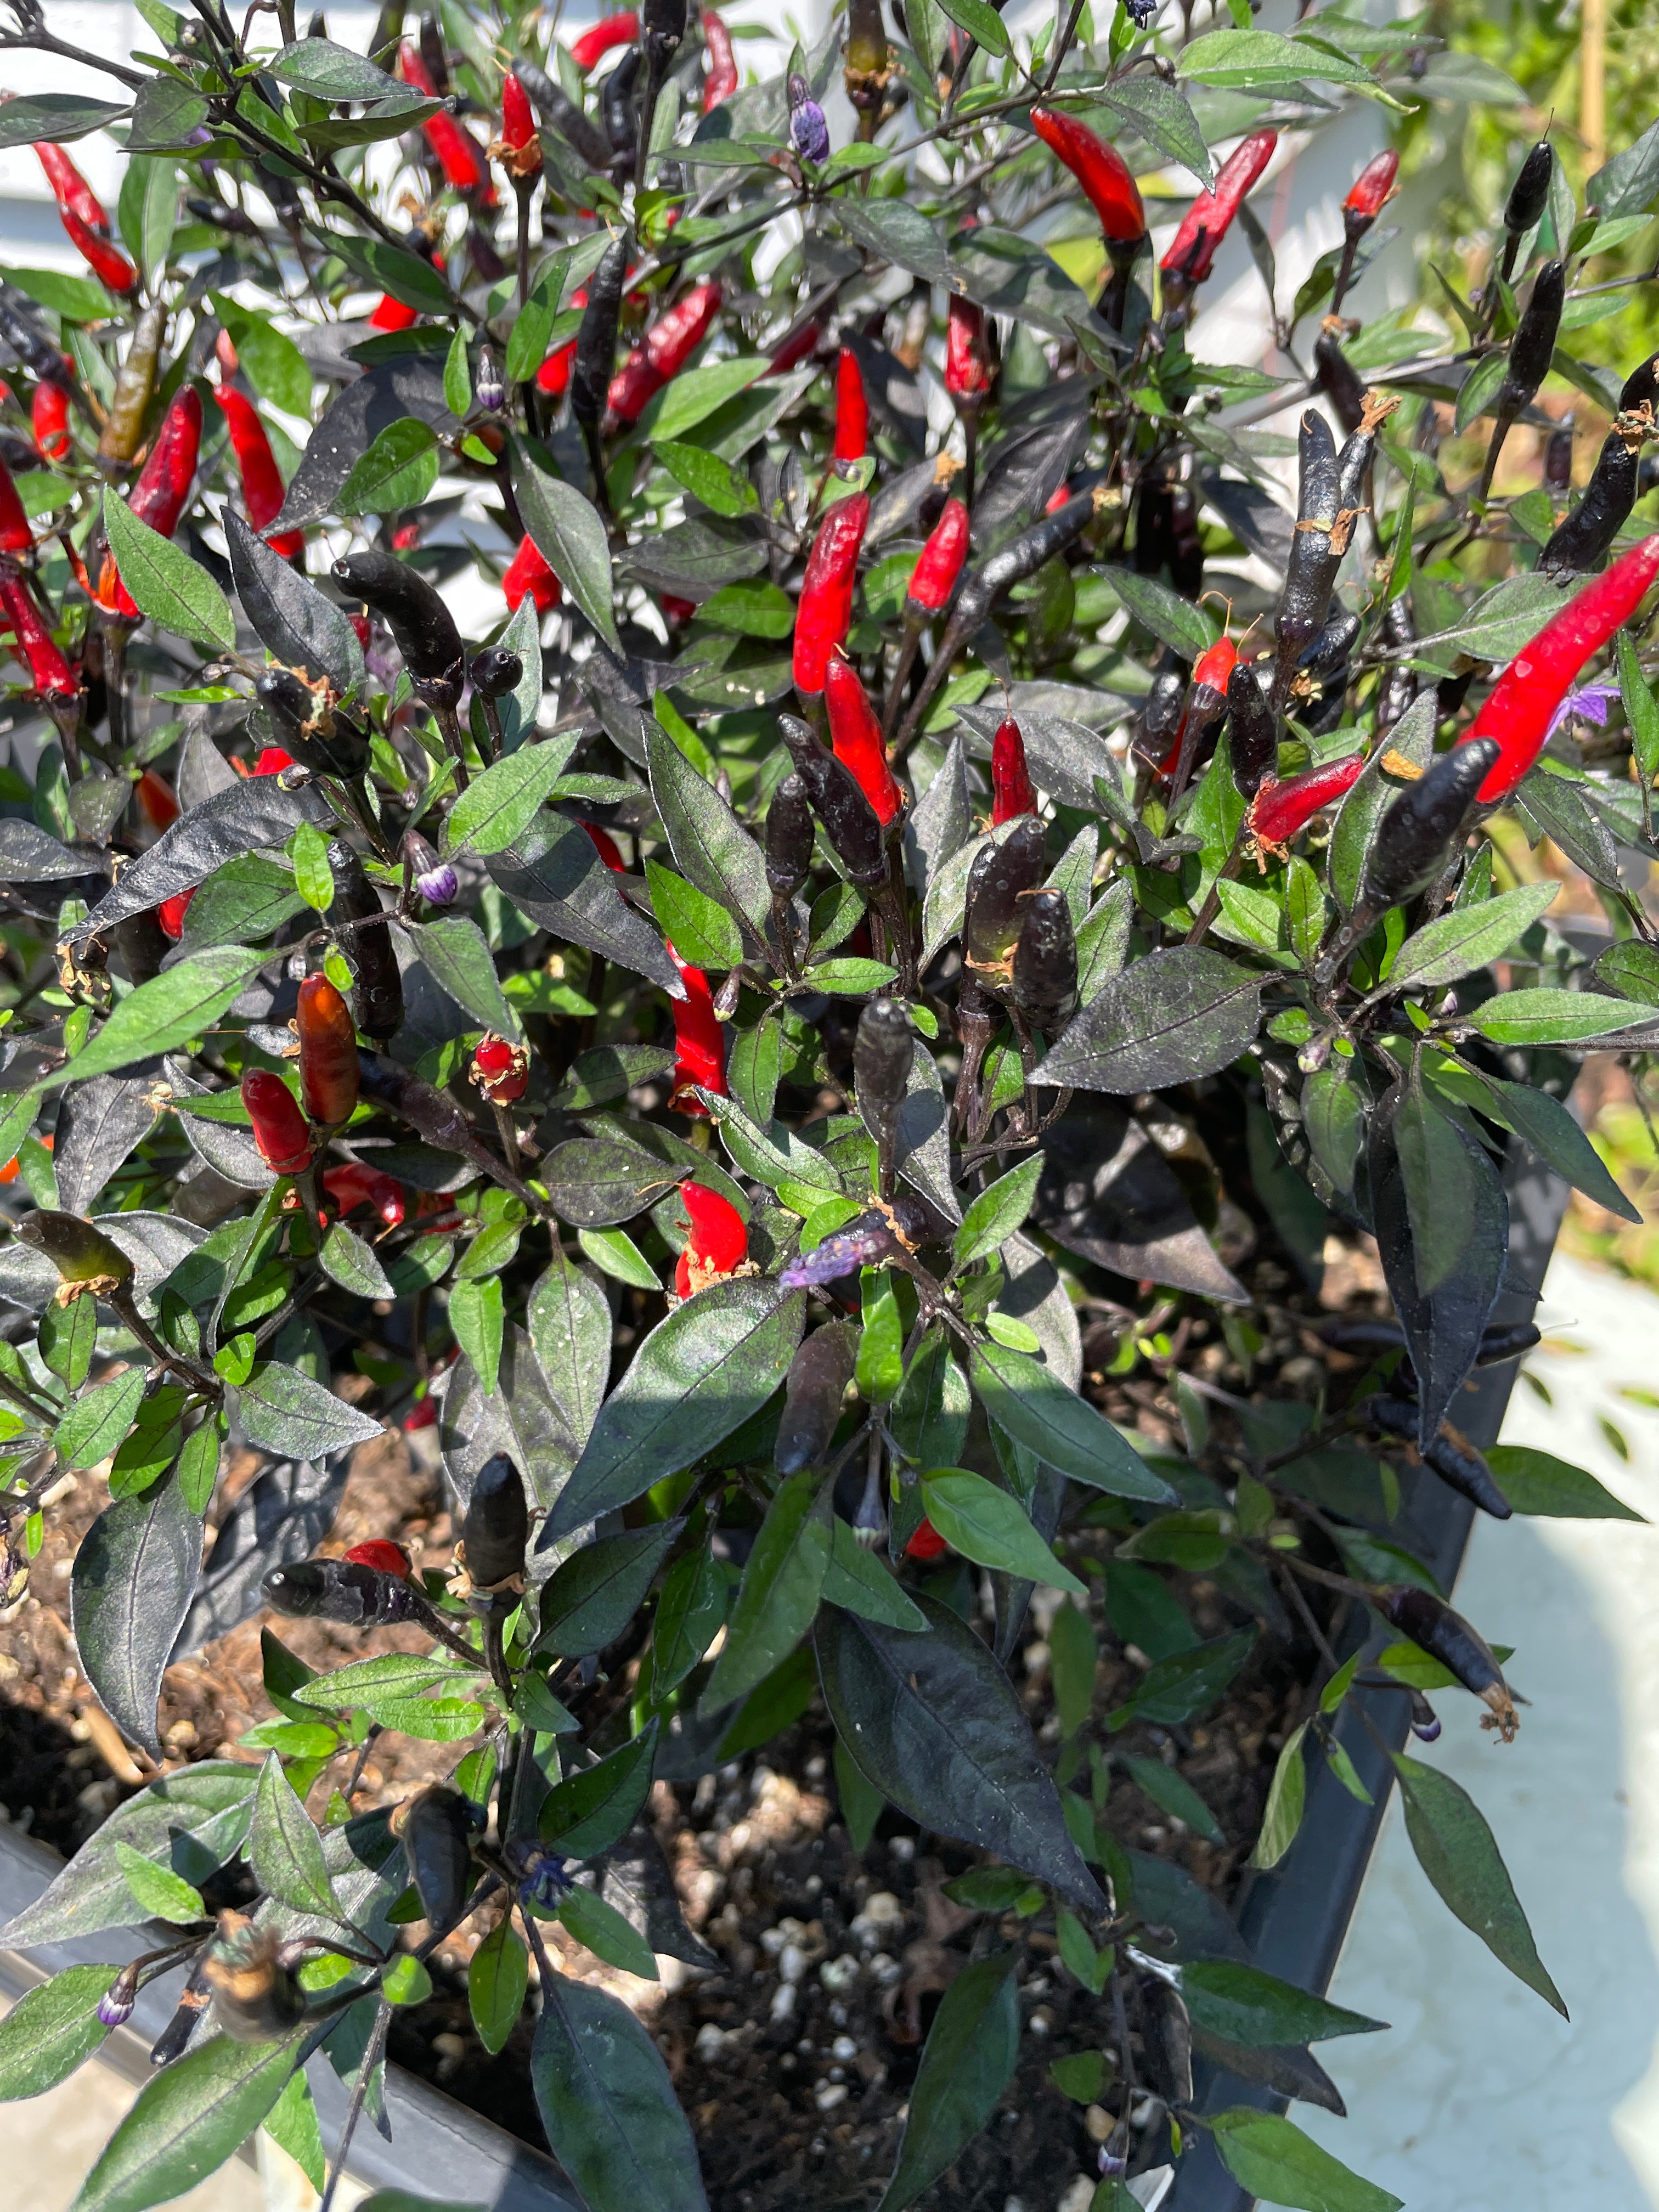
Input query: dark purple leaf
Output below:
<box><xmin>1034</xmin><ymin>1098</ymin><xmax>1249</xmax><ymax>1302</ymax></box>
<box><xmin>71</xmin><ymin>1474</ymin><xmax>203</xmax><ymax>1757</ymax></box>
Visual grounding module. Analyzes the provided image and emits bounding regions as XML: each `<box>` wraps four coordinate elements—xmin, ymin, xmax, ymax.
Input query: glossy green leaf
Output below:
<box><xmin>1391</xmin><ymin>1755</ymin><xmax>1566</xmax><ymax>2013</ymax></box>
<box><xmin>469</xmin><ymin>1914</ymin><xmax>529</xmax><ymax>2055</ymax></box>
<box><xmin>531</xmin><ymin>1970</ymin><xmax>708</xmax><ymax>2212</ymax></box>
<box><xmin>703</xmin><ymin>1470</ymin><xmax>832</xmax><ymax>1708</ymax></box>
<box><xmin>103</xmin><ymin>489</ymin><xmax>234</xmax><ymax>647</ymax></box>
<box><xmin>920</xmin><ymin>1469</ymin><xmax>1085</xmax><ymax>1594</ymax></box>
<box><xmin>0</xmin><ymin>1965</ymin><xmax>116</xmax><ymax>2100</ymax></box>
<box><xmin>876</xmin><ymin>1955</ymin><xmax>1020</xmax><ymax>2210</ymax></box>
<box><xmin>1209</xmin><ymin>2107</ymin><xmax>1403</xmax><ymax>2212</ymax></box>
<box><xmin>72</xmin><ymin>2031</ymin><xmax>302</xmax><ymax>2212</ymax></box>
<box><xmin>969</xmin><ymin>1340</ymin><xmax>1173</xmax><ymax>1503</ymax></box>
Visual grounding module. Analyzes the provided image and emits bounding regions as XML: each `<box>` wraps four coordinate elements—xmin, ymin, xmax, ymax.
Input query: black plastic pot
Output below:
<box><xmin>1168</xmin><ymin>1149</ymin><xmax>1567</xmax><ymax>2209</ymax></box>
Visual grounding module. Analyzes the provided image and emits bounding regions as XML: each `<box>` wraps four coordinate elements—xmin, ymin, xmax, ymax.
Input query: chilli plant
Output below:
<box><xmin>0</xmin><ymin>2</ymin><xmax>1655</xmax><ymax>2210</ymax></box>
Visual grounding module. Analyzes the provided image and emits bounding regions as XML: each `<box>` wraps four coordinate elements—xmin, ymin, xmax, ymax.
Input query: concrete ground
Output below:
<box><xmin>1301</xmin><ymin>1246</ymin><xmax>1659</xmax><ymax>2209</ymax></box>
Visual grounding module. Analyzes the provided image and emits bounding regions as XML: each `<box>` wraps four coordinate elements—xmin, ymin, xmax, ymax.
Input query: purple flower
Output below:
<box><xmin>1546</xmin><ymin>681</ymin><xmax>1618</xmax><ymax>741</ymax></box>
<box><xmin>788</xmin><ymin>73</ymin><xmax>830</xmax><ymax>164</ymax></box>
<box><xmin>404</xmin><ymin>831</ymin><xmax>458</xmax><ymax>907</ymax></box>
<box><xmin>508</xmin><ymin>1842</ymin><xmax>572</xmax><ymax>1909</ymax></box>
<box><xmin>476</xmin><ymin>347</ymin><xmax>505</xmax><ymax>414</ymax></box>
<box><xmin>778</xmin><ymin>1219</ymin><xmax>897</xmax><ymax>1290</ymax></box>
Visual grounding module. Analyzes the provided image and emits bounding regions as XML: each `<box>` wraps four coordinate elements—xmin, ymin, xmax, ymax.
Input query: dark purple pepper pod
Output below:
<box><xmin>855</xmin><ymin>996</ymin><xmax>914</xmax><ymax>1115</ymax></box>
<box><xmin>775</xmin><ymin>1323</ymin><xmax>857</xmax><ymax>1474</ymax></box>
<box><xmin>1139</xmin><ymin>1977</ymin><xmax>1194</xmax><ymax>2106</ymax></box>
<box><xmin>778</xmin><ymin>713</ymin><xmax>885</xmax><ymax>886</ymax></box>
<box><xmin>572</xmin><ymin>235</ymin><xmax>631</xmax><ymax>431</ymax></box>
<box><xmin>1503</xmin><ymin>140</ymin><xmax>1553</xmax><ymax>241</ymax></box>
<box><xmin>765</xmin><ymin>771</ymin><xmax>816</xmax><ymax>897</ymax></box>
<box><xmin>1368</xmin><ymin>1397</ymin><xmax>1513</xmax><ymax>1520</ymax></box>
<box><xmin>1168</xmin><ymin>482</ymin><xmax>1203</xmax><ymax>599</ymax></box>
<box><xmin>469</xmin><ymin>646</ymin><xmax>522</xmax><ymax>700</ymax></box>
<box><xmin>1543</xmin><ymin>419</ymin><xmax>1575</xmax><ymax>493</ymax></box>
<box><xmin>326</xmin><ymin>839</ymin><xmax>403</xmax><ymax>1042</ymax></box>
<box><xmin>1476</xmin><ymin>1321</ymin><xmax>1542</xmax><ymax>1367</ymax></box>
<box><xmin>1009</xmin><ymin>887</ymin><xmax>1078</xmax><ymax>1035</ymax></box>
<box><xmin>1364</xmin><ymin>739</ymin><xmax>1501</xmax><ymax>909</ymax></box>
<box><xmin>332</xmin><ymin>548</ymin><xmax>464</xmax><ymax>689</ymax></box>
<box><xmin>1227</xmin><ymin>659</ymin><xmax>1278</xmax><ymax>799</ymax></box>
<box><xmin>400</xmin><ymin>1785</ymin><xmax>475</xmax><ymax>1933</ymax></box>
<box><xmin>1541</xmin><ymin>431</ymin><xmax>1641</xmax><ymax>578</ymax></box>
<box><xmin>462</xmin><ymin>1453</ymin><xmax>529</xmax><ymax>1594</ymax></box>
<box><xmin>1314</xmin><ymin>325</ymin><xmax>1366</xmax><ymax>435</ymax></box>
<box><xmin>1380</xmin><ymin>1584</ymin><xmax>1518</xmax><ymax>1741</ymax></box>
<box><xmin>261</xmin><ymin>1556</ymin><xmax>421</xmax><ymax>1627</ymax></box>
<box><xmin>963</xmin><ymin>815</ymin><xmax>1047</xmax><ymax>971</ymax></box>
<box><xmin>1132</xmin><ymin>661</ymin><xmax>1187</xmax><ymax>771</ymax></box>
<box><xmin>1269</xmin><ymin>410</ymin><xmax>1342</xmax><ymax>707</ymax></box>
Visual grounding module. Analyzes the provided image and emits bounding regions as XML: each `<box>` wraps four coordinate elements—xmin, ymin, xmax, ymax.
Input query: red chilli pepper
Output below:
<box><xmin>907</xmin><ymin>497</ymin><xmax>970</xmax><ymax>616</ymax></box>
<box><xmin>322</xmin><ymin>1165</ymin><xmax>408</xmax><ymax>1228</ymax></box>
<box><xmin>571</xmin><ymin>11</ymin><xmax>639</xmax><ymax>69</ymax></box>
<box><xmin>539</xmin><ymin>284</ymin><xmax>585</xmax><ymax>395</ymax></box>
<box><xmin>296</xmin><ymin>973</ymin><xmax>360</xmax><ymax>1126</ymax></box>
<box><xmin>1345</xmin><ymin>149</ymin><xmax>1398</xmax><ymax>227</ymax></box>
<box><xmin>131</xmin><ymin>387</ymin><xmax>202</xmax><ymax>538</ymax></box>
<box><xmin>242</xmin><ymin>1070</ymin><xmax>313</xmax><ymax>1176</ymax></box>
<box><xmin>1249</xmin><ymin>753</ymin><xmax>1364</xmax><ymax>845</ymax></box>
<box><xmin>1030</xmin><ymin>108</ymin><xmax>1144</xmax><ymax>246</ymax></box>
<box><xmin>504</xmin><ymin>533</ymin><xmax>563</xmax><ymax>614</ymax></box>
<box><xmin>583</xmin><ymin>822</ymin><xmax>626</xmax><ymax>871</ymax></box>
<box><xmin>766</xmin><ymin>319</ymin><xmax>821</xmax><ymax>377</ymax></box>
<box><xmin>1161</xmin><ymin>131</ymin><xmax>1277</xmax><ymax>289</ymax></box>
<box><xmin>0</xmin><ymin>454</ymin><xmax>31</xmax><ymax>554</ymax></box>
<box><xmin>946</xmin><ymin>296</ymin><xmax>992</xmax><ymax>402</ymax></box>
<box><xmin>662</xmin><ymin>594</ymin><xmax>696</xmax><ymax>626</ymax></box>
<box><xmin>214</xmin><ymin>387</ymin><xmax>302</xmax><ymax>558</ymax></box>
<box><xmin>32</xmin><ymin>376</ymin><xmax>70</xmax><ymax>464</ymax></box>
<box><xmin>500</xmin><ymin>70</ymin><xmax>541</xmax><ymax>174</ymax></box>
<box><xmin>370</xmin><ymin>295</ymin><xmax>420</xmax><ymax>332</ymax></box>
<box><xmin>0</xmin><ymin>573</ymin><xmax>74</xmax><ymax>699</ymax></box>
<box><xmin>342</xmin><ymin>1538</ymin><xmax>413</xmax><ymax>1576</ymax></box>
<box><xmin>34</xmin><ymin>142</ymin><xmax>108</xmax><ymax>234</ymax></box>
<box><xmin>606</xmin><ymin>279</ymin><xmax>723</xmax><ymax>425</ymax></box>
<box><xmin>472</xmin><ymin>1035</ymin><xmax>529</xmax><ymax>1104</ymax></box>
<box><xmin>157</xmin><ymin>888</ymin><xmax>194</xmax><ymax>940</ymax></box>
<box><xmin>401</xmin><ymin>44</ymin><xmax>493</xmax><ymax>199</ymax></box>
<box><xmin>906</xmin><ymin>1517</ymin><xmax>949</xmax><ymax>1561</ymax></box>
<box><xmin>252</xmin><ymin>745</ymin><xmax>295</xmax><ymax>777</ymax></box>
<box><xmin>669</xmin><ymin>947</ymin><xmax>727</xmax><ymax>1111</ymax></box>
<box><xmin>825</xmin><ymin>651</ymin><xmax>903</xmax><ymax>826</ymax></box>
<box><xmin>674</xmin><ymin>1181</ymin><xmax>748</xmax><ymax>1297</ymax></box>
<box><xmin>792</xmin><ymin>493</ymin><xmax>870</xmax><ymax>696</ymax></box>
<box><xmin>833</xmin><ymin>346</ymin><xmax>867</xmax><ymax>461</ymax></box>
<box><xmin>1458</xmin><ymin>533</ymin><xmax>1659</xmax><ymax>802</ymax></box>
<box><xmin>1192</xmin><ymin>635</ymin><xmax>1237</xmax><ymax>698</ymax></box>
<box><xmin>991</xmin><ymin>717</ymin><xmax>1037</xmax><ymax>825</ymax></box>
<box><xmin>60</xmin><ymin>206</ymin><xmax>137</xmax><ymax>295</ymax></box>
<box><xmin>137</xmin><ymin>768</ymin><xmax>178</xmax><ymax>827</ymax></box>
<box><xmin>702</xmin><ymin>8</ymin><xmax>738</xmax><ymax>109</ymax></box>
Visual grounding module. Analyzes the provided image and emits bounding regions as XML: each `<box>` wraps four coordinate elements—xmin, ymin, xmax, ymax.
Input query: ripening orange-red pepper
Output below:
<box><xmin>907</xmin><ymin>498</ymin><xmax>969</xmax><ymax>617</ymax></box>
<box><xmin>833</xmin><ymin>346</ymin><xmax>867</xmax><ymax>461</ymax></box>
<box><xmin>674</xmin><ymin>1181</ymin><xmax>748</xmax><ymax>1297</ymax></box>
<box><xmin>825</xmin><ymin>651</ymin><xmax>902</xmax><ymax>825</ymax></box>
<box><xmin>792</xmin><ymin>494</ymin><xmax>869</xmax><ymax>695</ymax></box>
<box><xmin>296</xmin><ymin>973</ymin><xmax>360</xmax><ymax>1125</ymax></box>
<box><xmin>571</xmin><ymin>11</ymin><xmax>638</xmax><ymax>69</ymax></box>
<box><xmin>606</xmin><ymin>280</ymin><xmax>723</xmax><ymax>425</ymax></box>
<box><xmin>323</xmin><ymin>1164</ymin><xmax>408</xmax><ymax>1228</ymax></box>
<box><xmin>1161</xmin><ymin>132</ymin><xmax>1277</xmax><ymax>288</ymax></box>
<box><xmin>214</xmin><ymin>387</ymin><xmax>302</xmax><ymax>558</ymax></box>
<box><xmin>242</xmin><ymin>1070</ymin><xmax>313</xmax><ymax>1175</ymax></box>
<box><xmin>504</xmin><ymin>534</ymin><xmax>562</xmax><ymax>614</ymax></box>
<box><xmin>0</xmin><ymin>573</ymin><xmax>74</xmax><ymax>699</ymax></box>
<box><xmin>668</xmin><ymin>947</ymin><xmax>726</xmax><ymax>1110</ymax></box>
<box><xmin>0</xmin><ymin>453</ymin><xmax>31</xmax><ymax>554</ymax></box>
<box><xmin>32</xmin><ymin>376</ymin><xmax>70</xmax><ymax>464</ymax></box>
<box><xmin>702</xmin><ymin>9</ymin><xmax>737</xmax><ymax>109</ymax></box>
<box><xmin>991</xmin><ymin>717</ymin><xmax>1037</xmax><ymax>825</ymax></box>
<box><xmin>1030</xmin><ymin>108</ymin><xmax>1144</xmax><ymax>245</ymax></box>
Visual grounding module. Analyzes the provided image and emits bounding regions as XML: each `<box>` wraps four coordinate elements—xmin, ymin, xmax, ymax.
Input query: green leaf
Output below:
<box><xmin>834</xmin><ymin>1734</ymin><xmax>884</xmax><ymax>1851</ymax></box>
<box><xmin>1453</xmin><ymin>347</ymin><xmax>1509</xmax><ymax>435</ymax></box>
<box><xmin>469</xmin><ymin>1914</ymin><xmax>529</xmax><ymax>2055</ymax></box>
<box><xmin>1384</xmin><ymin>881</ymin><xmax>1560</xmax><ymax>992</ymax></box>
<box><xmin>538</xmin><ymin>1521</ymin><xmax>684</xmax><ymax>1657</ymax></box>
<box><xmin>1391</xmin><ymin>1074</ymin><xmax>1487</xmax><ymax>1299</ymax></box>
<box><xmin>695</xmin><ymin>579</ymin><xmax>794</xmax><ymax>637</ymax></box>
<box><xmin>504</xmin><ymin>258</ymin><xmax>568</xmax><ymax>384</ymax></box>
<box><xmin>578</xmin><ymin>1225</ymin><xmax>660</xmax><ymax>1289</ymax></box>
<box><xmin>0</xmin><ymin>94</ymin><xmax>129</xmax><ymax>149</ymax></box>
<box><xmin>320</xmin><ymin>1222</ymin><xmax>396</xmax><ymax>1300</ymax></box>
<box><xmin>856</xmin><ymin>1268</ymin><xmax>905</xmax><ymax>1403</ymax></box>
<box><xmin>119</xmin><ymin>156</ymin><xmax>176</xmax><ymax>286</ymax></box>
<box><xmin>208</xmin><ymin>295</ymin><xmax>310</xmax><ymax>417</ymax></box>
<box><xmin>530</xmin><ymin>1970</ymin><xmax>706</xmax><ymax>2212</ymax></box>
<box><xmin>821</xmin><ymin>1520</ymin><xmax>927</xmax><ymax>1629</ymax></box>
<box><xmin>1471</xmin><ymin>1071</ymin><xmax>1640</xmax><ymax>1223</ymax></box>
<box><xmin>443</xmin><ymin>329</ymin><xmax>472</xmax><ymax>417</ymax></box>
<box><xmin>1484</xmin><ymin>1443</ymin><xmax>1643</xmax><ymax>1519</ymax></box>
<box><xmin>1391</xmin><ymin>1754</ymin><xmax>1566</xmax><ymax>2013</ymax></box>
<box><xmin>337</xmin><ymin>419</ymin><xmax>439</xmax><ymax>515</ymax></box>
<box><xmin>102</xmin><ymin>489</ymin><xmax>233</xmax><ymax>647</ymax></box>
<box><xmin>236</xmin><ymin>1362</ymin><xmax>383</xmax><ymax>1460</ymax></box>
<box><xmin>445</xmin><ymin>735</ymin><xmax>578</xmax><ymax>857</ymax></box>
<box><xmin>539</xmin><ymin>1722</ymin><xmax>659</xmax><ymax>1859</ymax></box>
<box><xmin>656</xmin><ymin>440</ymin><xmax>758</xmax><ymax>518</ymax></box>
<box><xmin>382</xmin><ymin>1954</ymin><xmax>432</xmax><ymax>2005</ymax></box>
<box><xmin>646</xmin><ymin>860</ymin><xmax>743</xmax><ymax>970</ymax></box>
<box><xmin>72</xmin><ymin>2030</ymin><xmax>302</xmax><ymax>2212</ymax></box>
<box><xmin>1048</xmin><ymin>1597</ymin><xmax>1097</xmax><ymax>1737</ymax></box>
<box><xmin>1618</xmin><ymin>627</ymin><xmax>1659</xmax><ymax>793</ymax></box>
<box><xmin>56</xmin><ymin>1367</ymin><xmax>148</xmax><ymax>1472</ymax></box>
<box><xmin>514</xmin><ymin>444</ymin><xmax>619</xmax><ymax>648</ymax></box>
<box><xmin>934</xmin><ymin>0</ymin><xmax>1011</xmax><ymax>57</ymax></box>
<box><xmin>1466</xmin><ymin>987</ymin><xmax>1654</xmax><ymax>1045</ymax></box>
<box><xmin>269</xmin><ymin>35</ymin><xmax>405</xmax><ymax>99</ymax></box>
<box><xmin>953</xmin><ymin>1154</ymin><xmax>1043</xmax><ymax>1272</ymax></box>
<box><xmin>1036</xmin><ymin>946</ymin><xmax>1261</xmax><ymax>1096</ymax></box>
<box><xmin>51</xmin><ymin>946</ymin><xmax>267</xmax><ymax>1087</ymax></box>
<box><xmin>250</xmin><ymin>1753</ymin><xmax>340</xmax><ymax>1920</ymax></box>
<box><xmin>1209</xmin><ymin>2108</ymin><xmax>1403</xmax><ymax>2212</ymax></box>
<box><xmin>876</xmin><ymin>1955</ymin><xmax>1020</xmax><ymax>2211</ymax></box>
<box><xmin>114</xmin><ymin>1839</ymin><xmax>204</xmax><ymax>1926</ymax></box>
<box><xmin>652</xmin><ymin>1544</ymin><xmax>729</xmax><ymax>1693</ymax></box>
<box><xmin>290</xmin><ymin>819</ymin><xmax>334</xmax><ymax>912</ymax></box>
<box><xmin>1180</xmin><ymin>1961</ymin><xmax>1385</xmax><ymax>2046</ymax></box>
<box><xmin>969</xmin><ymin>1341</ymin><xmax>1173</xmax><ymax>1503</ymax></box>
<box><xmin>1094</xmin><ymin>566</ymin><xmax>1217</xmax><ymax>659</ymax></box>
<box><xmin>546</xmin><ymin>1279</ymin><xmax>804</xmax><ymax>1539</ymax></box>
<box><xmin>1110</xmin><ymin>1628</ymin><xmax>1256</xmax><ymax>1728</ymax></box>
<box><xmin>644</xmin><ymin>356</ymin><xmax>768</xmax><ymax>441</ymax></box>
<box><xmin>1122</xmin><ymin>1754</ymin><xmax>1223</xmax><ymax>1845</ymax></box>
<box><xmin>1178</xmin><ymin>25</ymin><xmax>1376</xmax><ymax>84</ymax></box>
<box><xmin>1251</xmin><ymin>1721</ymin><xmax>1308</xmax><ymax>1869</ymax></box>
<box><xmin>448</xmin><ymin>1276</ymin><xmax>504</xmax><ymax>1397</ymax></box>
<box><xmin>0</xmin><ymin>266</ymin><xmax>114</xmax><ymax>320</ymax></box>
<box><xmin>0</xmin><ymin>1963</ymin><xmax>117</xmax><ymax>2099</ymax></box>
<box><xmin>921</xmin><ymin>1469</ymin><xmax>1085</xmax><ymax>1594</ymax></box>
<box><xmin>560</xmin><ymin>1883</ymin><xmax>659</xmax><ymax>1980</ymax></box>
<box><xmin>261</xmin><ymin>2069</ymin><xmax>325</xmax><ymax>2193</ymax></box>
<box><xmin>703</xmin><ymin>1469</ymin><xmax>833</xmax><ymax>1708</ymax></box>
<box><xmin>405</xmin><ymin>915</ymin><xmax>524</xmax><ymax>1041</ymax></box>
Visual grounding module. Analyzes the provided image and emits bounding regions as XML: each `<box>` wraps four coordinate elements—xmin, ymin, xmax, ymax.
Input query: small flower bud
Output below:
<box><xmin>476</xmin><ymin>347</ymin><xmax>505</xmax><ymax>411</ymax></box>
<box><xmin>787</xmin><ymin>72</ymin><xmax>829</xmax><ymax>163</ymax></box>
<box><xmin>99</xmin><ymin>1966</ymin><xmax>140</xmax><ymax>2029</ymax></box>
